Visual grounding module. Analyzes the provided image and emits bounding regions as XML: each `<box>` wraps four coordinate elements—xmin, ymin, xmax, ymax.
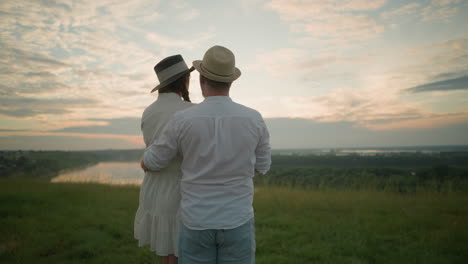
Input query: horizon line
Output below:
<box><xmin>2</xmin><ymin>144</ymin><xmax>468</xmax><ymax>152</ymax></box>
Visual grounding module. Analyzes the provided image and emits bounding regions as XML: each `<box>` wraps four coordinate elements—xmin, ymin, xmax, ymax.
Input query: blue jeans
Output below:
<box><xmin>179</xmin><ymin>218</ymin><xmax>255</xmax><ymax>264</ymax></box>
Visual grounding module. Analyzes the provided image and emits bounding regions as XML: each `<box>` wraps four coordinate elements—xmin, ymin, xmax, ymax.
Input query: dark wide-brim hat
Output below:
<box><xmin>193</xmin><ymin>45</ymin><xmax>241</xmax><ymax>83</ymax></box>
<box><xmin>151</xmin><ymin>54</ymin><xmax>194</xmax><ymax>93</ymax></box>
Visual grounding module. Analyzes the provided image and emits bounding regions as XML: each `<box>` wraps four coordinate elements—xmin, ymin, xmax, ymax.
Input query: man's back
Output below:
<box><xmin>172</xmin><ymin>96</ymin><xmax>271</xmax><ymax>229</ymax></box>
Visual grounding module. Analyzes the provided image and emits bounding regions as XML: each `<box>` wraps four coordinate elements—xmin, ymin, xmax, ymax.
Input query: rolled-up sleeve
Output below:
<box><xmin>143</xmin><ymin>117</ymin><xmax>179</xmax><ymax>171</ymax></box>
<box><xmin>255</xmin><ymin>118</ymin><xmax>271</xmax><ymax>175</ymax></box>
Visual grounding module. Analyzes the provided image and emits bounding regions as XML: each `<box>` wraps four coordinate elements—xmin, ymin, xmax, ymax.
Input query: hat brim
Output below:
<box><xmin>192</xmin><ymin>60</ymin><xmax>241</xmax><ymax>83</ymax></box>
<box><xmin>151</xmin><ymin>67</ymin><xmax>194</xmax><ymax>93</ymax></box>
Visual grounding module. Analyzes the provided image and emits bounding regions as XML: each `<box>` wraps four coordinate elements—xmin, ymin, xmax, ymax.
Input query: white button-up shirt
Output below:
<box><xmin>144</xmin><ymin>96</ymin><xmax>271</xmax><ymax>230</ymax></box>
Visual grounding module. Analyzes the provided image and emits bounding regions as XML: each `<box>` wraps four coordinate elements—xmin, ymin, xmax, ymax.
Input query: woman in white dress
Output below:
<box><xmin>134</xmin><ymin>55</ymin><xmax>194</xmax><ymax>264</ymax></box>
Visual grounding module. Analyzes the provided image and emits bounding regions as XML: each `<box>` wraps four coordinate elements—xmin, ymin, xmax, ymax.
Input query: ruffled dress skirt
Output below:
<box><xmin>134</xmin><ymin>161</ymin><xmax>181</xmax><ymax>256</ymax></box>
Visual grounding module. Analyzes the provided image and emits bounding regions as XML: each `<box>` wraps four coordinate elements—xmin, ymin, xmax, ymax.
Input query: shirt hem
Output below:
<box><xmin>181</xmin><ymin>215</ymin><xmax>254</xmax><ymax>230</ymax></box>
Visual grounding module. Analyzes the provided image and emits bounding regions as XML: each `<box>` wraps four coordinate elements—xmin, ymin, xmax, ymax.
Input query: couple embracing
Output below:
<box><xmin>134</xmin><ymin>45</ymin><xmax>272</xmax><ymax>264</ymax></box>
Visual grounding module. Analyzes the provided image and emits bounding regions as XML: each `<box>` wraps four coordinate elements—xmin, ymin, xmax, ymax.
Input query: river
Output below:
<box><xmin>51</xmin><ymin>162</ymin><xmax>144</xmax><ymax>185</ymax></box>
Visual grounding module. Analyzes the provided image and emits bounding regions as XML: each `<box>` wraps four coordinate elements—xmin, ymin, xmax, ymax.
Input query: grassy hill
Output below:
<box><xmin>1</xmin><ymin>178</ymin><xmax>467</xmax><ymax>264</ymax></box>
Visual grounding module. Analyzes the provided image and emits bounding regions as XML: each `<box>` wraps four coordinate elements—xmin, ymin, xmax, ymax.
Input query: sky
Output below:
<box><xmin>0</xmin><ymin>0</ymin><xmax>468</xmax><ymax>150</ymax></box>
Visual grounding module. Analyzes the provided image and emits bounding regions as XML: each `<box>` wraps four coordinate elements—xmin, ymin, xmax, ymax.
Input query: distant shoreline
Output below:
<box><xmin>1</xmin><ymin>144</ymin><xmax>468</xmax><ymax>152</ymax></box>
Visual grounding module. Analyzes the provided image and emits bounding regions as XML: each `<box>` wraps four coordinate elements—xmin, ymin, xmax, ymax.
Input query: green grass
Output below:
<box><xmin>1</xmin><ymin>179</ymin><xmax>468</xmax><ymax>264</ymax></box>
<box><xmin>254</xmin><ymin>188</ymin><xmax>468</xmax><ymax>263</ymax></box>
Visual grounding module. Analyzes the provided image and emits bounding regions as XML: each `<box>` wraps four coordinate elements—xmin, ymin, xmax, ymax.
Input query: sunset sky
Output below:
<box><xmin>1</xmin><ymin>0</ymin><xmax>467</xmax><ymax>150</ymax></box>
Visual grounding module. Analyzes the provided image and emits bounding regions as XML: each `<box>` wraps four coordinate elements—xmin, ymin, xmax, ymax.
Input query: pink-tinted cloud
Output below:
<box><xmin>0</xmin><ymin>130</ymin><xmax>144</xmax><ymax>146</ymax></box>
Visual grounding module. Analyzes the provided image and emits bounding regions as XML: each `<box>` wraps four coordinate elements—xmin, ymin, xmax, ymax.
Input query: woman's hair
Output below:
<box><xmin>158</xmin><ymin>72</ymin><xmax>191</xmax><ymax>102</ymax></box>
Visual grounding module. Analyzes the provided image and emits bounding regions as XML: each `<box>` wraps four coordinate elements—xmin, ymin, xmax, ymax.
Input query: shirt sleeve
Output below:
<box><xmin>255</xmin><ymin>118</ymin><xmax>271</xmax><ymax>175</ymax></box>
<box><xmin>143</xmin><ymin>116</ymin><xmax>180</xmax><ymax>171</ymax></box>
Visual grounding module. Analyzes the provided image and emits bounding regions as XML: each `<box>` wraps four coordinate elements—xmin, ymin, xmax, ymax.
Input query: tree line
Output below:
<box><xmin>2</xmin><ymin>150</ymin><xmax>468</xmax><ymax>192</ymax></box>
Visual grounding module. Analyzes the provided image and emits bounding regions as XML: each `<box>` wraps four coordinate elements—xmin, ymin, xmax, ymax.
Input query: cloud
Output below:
<box><xmin>290</xmin><ymin>14</ymin><xmax>385</xmax><ymax>46</ymax></box>
<box><xmin>422</xmin><ymin>5</ymin><xmax>459</xmax><ymax>21</ymax></box>
<box><xmin>363</xmin><ymin>112</ymin><xmax>468</xmax><ymax>130</ymax></box>
<box><xmin>381</xmin><ymin>0</ymin><xmax>462</xmax><ymax>23</ymax></box>
<box><xmin>0</xmin><ymin>47</ymin><xmax>68</xmax><ymax>68</ymax></box>
<box><xmin>0</xmin><ymin>0</ymin><xmax>174</xmax><ymax>127</ymax></box>
<box><xmin>381</xmin><ymin>0</ymin><xmax>462</xmax><ymax>24</ymax></box>
<box><xmin>146</xmin><ymin>31</ymin><xmax>214</xmax><ymax>49</ymax></box>
<box><xmin>244</xmin><ymin>36</ymin><xmax>468</xmax><ymax>131</ymax></box>
<box><xmin>310</xmin><ymin>89</ymin><xmax>421</xmax><ymax>123</ymax></box>
<box><xmin>266</xmin><ymin>0</ymin><xmax>387</xmax><ymax>20</ymax></box>
<box><xmin>0</xmin><ymin>129</ymin><xmax>29</xmax><ymax>132</ymax></box>
<box><xmin>0</xmin><ymin>45</ymin><xmax>68</xmax><ymax>73</ymax></box>
<box><xmin>431</xmin><ymin>71</ymin><xmax>468</xmax><ymax>81</ymax></box>
<box><xmin>257</xmin><ymin>88</ymin><xmax>468</xmax><ymax>131</ymax></box>
<box><xmin>242</xmin><ymin>86</ymin><xmax>432</xmax><ymax>130</ymax></box>
<box><xmin>264</xmin><ymin>117</ymin><xmax>468</xmax><ymax>148</ymax></box>
<box><xmin>432</xmin><ymin>0</ymin><xmax>462</xmax><ymax>6</ymax></box>
<box><xmin>1</xmin><ymin>81</ymin><xmax>68</xmax><ymax>95</ymax></box>
<box><xmin>0</xmin><ymin>135</ymin><xmax>142</xmax><ymax>151</ymax></box>
<box><xmin>246</xmin><ymin>47</ymin><xmax>378</xmax><ymax>84</ymax></box>
<box><xmin>53</xmin><ymin>117</ymin><xmax>141</xmax><ymax>135</ymax></box>
<box><xmin>421</xmin><ymin>0</ymin><xmax>463</xmax><ymax>22</ymax></box>
<box><xmin>265</xmin><ymin>0</ymin><xmax>387</xmax><ymax>47</ymax></box>
<box><xmin>265</xmin><ymin>0</ymin><xmax>463</xmax><ymax>49</ymax></box>
<box><xmin>245</xmin><ymin>39</ymin><xmax>468</xmax><ymax>131</ymax></box>
<box><xmin>0</xmin><ymin>0</ymin><xmax>207</xmax><ymax>118</ymax></box>
<box><xmin>340</xmin><ymin>0</ymin><xmax>387</xmax><ymax>11</ymax></box>
<box><xmin>240</xmin><ymin>0</ymin><xmax>266</xmax><ymax>14</ymax></box>
<box><xmin>406</xmin><ymin>75</ymin><xmax>468</xmax><ymax>93</ymax></box>
<box><xmin>398</xmin><ymin>39</ymin><xmax>468</xmax><ymax>85</ymax></box>
<box><xmin>246</xmin><ymin>48</ymin><xmax>308</xmax><ymax>78</ymax></box>
<box><xmin>177</xmin><ymin>8</ymin><xmax>200</xmax><ymax>21</ymax></box>
<box><xmin>0</xmin><ymin>97</ymin><xmax>99</xmax><ymax>118</ymax></box>
<box><xmin>0</xmin><ymin>108</ymin><xmax>68</xmax><ymax>118</ymax></box>
<box><xmin>0</xmin><ymin>45</ymin><xmax>72</xmax><ymax>95</ymax></box>
<box><xmin>381</xmin><ymin>3</ymin><xmax>421</xmax><ymax>20</ymax></box>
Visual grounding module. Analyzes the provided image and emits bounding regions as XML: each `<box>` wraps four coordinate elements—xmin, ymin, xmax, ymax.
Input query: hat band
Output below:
<box><xmin>200</xmin><ymin>63</ymin><xmax>233</xmax><ymax>77</ymax></box>
<box><xmin>158</xmin><ymin>61</ymin><xmax>189</xmax><ymax>83</ymax></box>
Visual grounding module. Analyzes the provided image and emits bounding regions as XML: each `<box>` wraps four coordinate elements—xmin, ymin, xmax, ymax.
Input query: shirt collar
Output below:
<box><xmin>203</xmin><ymin>96</ymin><xmax>232</xmax><ymax>102</ymax></box>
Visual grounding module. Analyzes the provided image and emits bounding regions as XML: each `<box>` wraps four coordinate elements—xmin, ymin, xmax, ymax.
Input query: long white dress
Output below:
<box><xmin>134</xmin><ymin>93</ymin><xmax>193</xmax><ymax>256</ymax></box>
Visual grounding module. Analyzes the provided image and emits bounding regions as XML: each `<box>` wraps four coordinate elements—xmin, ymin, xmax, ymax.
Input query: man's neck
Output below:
<box><xmin>203</xmin><ymin>91</ymin><xmax>229</xmax><ymax>97</ymax></box>
<box><xmin>205</xmin><ymin>94</ymin><xmax>229</xmax><ymax>97</ymax></box>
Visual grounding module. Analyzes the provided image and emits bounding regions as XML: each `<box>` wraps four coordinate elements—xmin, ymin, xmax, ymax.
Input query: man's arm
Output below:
<box><xmin>255</xmin><ymin>118</ymin><xmax>271</xmax><ymax>175</ymax></box>
<box><xmin>142</xmin><ymin>117</ymin><xmax>180</xmax><ymax>172</ymax></box>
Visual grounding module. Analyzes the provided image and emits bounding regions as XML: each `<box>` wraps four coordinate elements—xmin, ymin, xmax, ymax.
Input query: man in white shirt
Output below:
<box><xmin>141</xmin><ymin>45</ymin><xmax>271</xmax><ymax>264</ymax></box>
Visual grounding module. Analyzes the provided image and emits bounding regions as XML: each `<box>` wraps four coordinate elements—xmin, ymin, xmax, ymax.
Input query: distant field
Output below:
<box><xmin>1</xmin><ymin>178</ymin><xmax>467</xmax><ymax>264</ymax></box>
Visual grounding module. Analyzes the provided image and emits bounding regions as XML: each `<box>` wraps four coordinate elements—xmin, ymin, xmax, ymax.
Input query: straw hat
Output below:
<box><xmin>151</xmin><ymin>54</ymin><xmax>194</xmax><ymax>93</ymax></box>
<box><xmin>192</xmin><ymin>45</ymin><xmax>241</xmax><ymax>83</ymax></box>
